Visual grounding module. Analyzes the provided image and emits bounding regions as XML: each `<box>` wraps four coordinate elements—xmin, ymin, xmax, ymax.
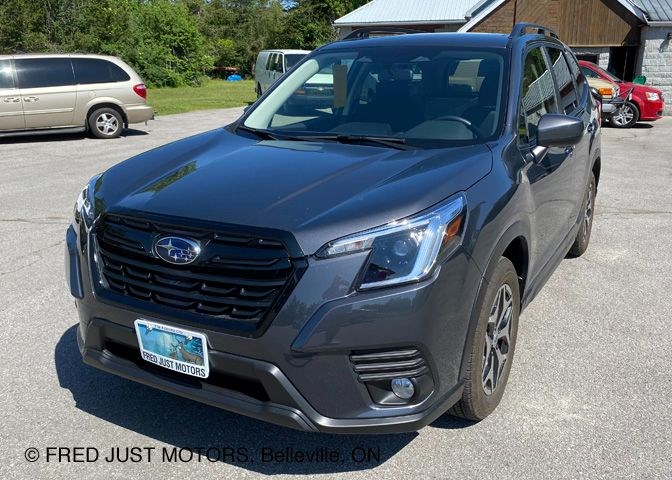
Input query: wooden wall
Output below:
<box><xmin>470</xmin><ymin>0</ymin><xmax>641</xmax><ymax>47</ymax></box>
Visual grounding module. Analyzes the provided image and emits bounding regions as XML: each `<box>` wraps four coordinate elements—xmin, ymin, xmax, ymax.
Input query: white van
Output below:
<box><xmin>254</xmin><ymin>49</ymin><xmax>310</xmax><ymax>97</ymax></box>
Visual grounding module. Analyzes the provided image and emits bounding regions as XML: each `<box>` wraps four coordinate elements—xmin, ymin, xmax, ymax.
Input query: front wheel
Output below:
<box><xmin>610</xmin><ymin>101</ymin><xmax>639</xmax><ymax>128</ymax></box>
<box><xmin>88</xmin><ymin>107</ymin><xmax>123</xmax><ymax>139</ymax></box>
<box><xmin>449</xmin><ymin>257</ymin><xmax>520</xmax><ymax>421</ymax></box>
<box><xmin>567</xmin><ymin>172</ymin><xmax>596</xmax><ymax>258</ymax></box>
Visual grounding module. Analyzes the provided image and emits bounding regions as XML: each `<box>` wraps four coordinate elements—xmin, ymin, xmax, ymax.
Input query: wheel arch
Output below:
<box><xmin>457</xmin><ymin>222</ymin><xmax>530</xmax><ymax>381</ymax></box>
<box><xmin>85</xmin><ymin>102</ymin><xmax>128</xmax><ymax>129</ymax></box>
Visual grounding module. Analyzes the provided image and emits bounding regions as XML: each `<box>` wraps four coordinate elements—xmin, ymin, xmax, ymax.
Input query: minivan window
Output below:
<box><xmin>0</xmin><ymin>60</ymin><xmax>14</xmax><ymax>89</ymax></box>
<box><xmin>285</xmin><ymin>54</ymin><xmax>305</xmax><ymax>71</ymax></box>
<box><xmin>15</xmin><ymin>58</ymin><xmax>75</xmax><ymax>89</ymax></box>
<box><xmin>547</xmin><ymin>48</ymin><xmax>579</xmax><ymax>114</ymax></box>
<box><xmin>243</xmin><ymin>46</ymin><xmax>507</xmax><ymax>148</ymax></box>
<box><xmin>72</xmin><ymin>58</ymin><xmax>130</xmax><ymax>84</ymax></box>
<box><xmin>266</xmin><ymin>53</ymin><xmax>277</xmax><ymax>71</ymax></box>
<box><xmin>519</xmin><ymin>47</ymin><xmax>557</xmax><ymax>144</ymax></box>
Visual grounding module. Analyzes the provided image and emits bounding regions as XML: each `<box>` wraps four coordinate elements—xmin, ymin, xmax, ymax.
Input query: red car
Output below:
<box><xmin>579</xmin><ymin>60</ymin><xmax>665</xmax><ymax>128</ymax></box>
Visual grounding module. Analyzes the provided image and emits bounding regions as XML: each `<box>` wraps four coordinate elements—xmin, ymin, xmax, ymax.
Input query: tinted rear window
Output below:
<box><xmin>15</xmin><ymin>58</ymin><xmax>75</xmax><ymax>88</ymax></box>
<box><xmin>72</xmin><ymin>58</ymin><xmax>130</xmax><ymax>84</ymax></box>
<box><xmin>0</xmin><ymin>60</ymin><xmax>14</xmax><ymax>89</ymax></box>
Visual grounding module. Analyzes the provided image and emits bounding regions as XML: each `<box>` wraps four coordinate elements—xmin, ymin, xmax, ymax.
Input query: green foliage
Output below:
<box><xmin>0</xmin><ymin>0</ymin><xmax>369</xmax><ymax>85</ymax></box>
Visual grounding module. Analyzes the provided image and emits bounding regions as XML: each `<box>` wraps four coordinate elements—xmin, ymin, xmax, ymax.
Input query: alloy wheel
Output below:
<box><xmin>482</xmin><ymin>283</ymin><xmax>513</xmax><ymax>395</ymax></box>
<box><xmin>96</xmin><ymin>113</ymin><xmax>119</xmax><ymax>136</ymax></box>
<box><xmin>612</xmin><ymin>104</ymin><xmax>635</xmax><ymax>127</ymax></box>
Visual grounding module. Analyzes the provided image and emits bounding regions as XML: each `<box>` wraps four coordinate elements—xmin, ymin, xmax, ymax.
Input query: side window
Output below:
<box><xmin>275</xmin><ymin>54</ymin><xmax>285</xmax><ymax>73</ymax></box>
<box><xmin>519</xmin><ymin>47</ymin><xmax>557</xmax><ymax>144</ymax></box>
<box><xmin>266</xmin><ymin>54</ymin><xmax>277</xmax><ymax>71</ymax></box>
<box><xmin>547</xmin><ymin>48</ymin><xmax>579</xmax><ymax>114</ymax></box>
<box><xmin>565</xmin><ymin>52</ymin><xmax>588</xmax><ymax>103</ymax></box>
<box><xmin>72</xmin><ymin>58</ymin><xmax>130</xmax><ymax>84</ymax></box>
<box><xmin>15</xmin><ymin>58</ymin><xmax>75</xmax><ymax>89</ymax></box>
<box><xmin>0</xmin><ymin>60</ymin><xmax>15</xmax><ymax>89</ymax></box>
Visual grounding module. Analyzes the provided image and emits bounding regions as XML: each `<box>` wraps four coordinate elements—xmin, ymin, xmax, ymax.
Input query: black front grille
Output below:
<box><xmin>350</xmin><ymin>348</ymin><xmax>429</xmax><ymax>382</ymax></box>
<box><xmin>93</xmin><ymin>214</ymin><xmax>304</xmax><ymax>334</ymax></box>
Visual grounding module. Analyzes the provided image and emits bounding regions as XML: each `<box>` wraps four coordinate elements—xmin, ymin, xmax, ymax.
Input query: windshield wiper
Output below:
<box><xmin>236</xmin><ymin>125</ymin><xmax>283</xmax><ymax>140</ymax></box>
<box><xmin>293</xmin><ymin>134</ymin><xmax>414</xmax><ymax>150</ymax></box>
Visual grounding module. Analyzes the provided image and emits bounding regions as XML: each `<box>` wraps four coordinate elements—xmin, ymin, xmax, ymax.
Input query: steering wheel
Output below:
<box><xmin>433</xmin><ymin>115</ymin><xmax>482</xmax><ymax>139</ymax></box>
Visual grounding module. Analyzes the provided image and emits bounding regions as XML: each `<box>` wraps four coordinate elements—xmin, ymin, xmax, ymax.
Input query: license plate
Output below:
<box><xmin>134</xmin><ymin>319</ymin><xmax>209</xmax><ymax>379</ymax></box>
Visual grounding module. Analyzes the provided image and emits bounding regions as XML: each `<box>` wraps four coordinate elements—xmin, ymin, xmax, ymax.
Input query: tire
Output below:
<box><xmin>88</xmin><ymin>107</ymin><xmax>123</xmax><ymax>139</ymax></box>
<box><xmin>449</xmin><ymin>257</ymin><xmax>520</xmax><ymax>421</ymax></box>
<box><xmin>567</xmin><ymin>172</ymin><xmax>596</xmax><ymax>258</ymax></box>
<box><xmin>256</xmin><ymin>83</ymin><xmax>262</xmax><ymax>99</ymax></box>
<box><xmin>610</xmin><ymin>101</ymin><xmax>639</xmax><ymax>128</ymax></box>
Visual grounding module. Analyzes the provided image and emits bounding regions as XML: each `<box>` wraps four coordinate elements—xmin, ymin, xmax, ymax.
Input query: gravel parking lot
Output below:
<box><xmin>1</xmin><ymin>111</ymin><xmax>671</xmax><ymax>480</ymax></box>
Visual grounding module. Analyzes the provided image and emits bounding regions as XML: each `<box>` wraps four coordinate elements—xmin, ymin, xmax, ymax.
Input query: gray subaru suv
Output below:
<box><xmin>66</xmin><ymin>24</ymin><xmax>601</xmax><ymax>433</ymax></box>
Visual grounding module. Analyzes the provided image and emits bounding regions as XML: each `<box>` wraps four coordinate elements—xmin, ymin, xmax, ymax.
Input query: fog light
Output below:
<box><xmin>391</xmin><ymin>377</ymin><xmax>415</xmax><ymax>399</ymax></box>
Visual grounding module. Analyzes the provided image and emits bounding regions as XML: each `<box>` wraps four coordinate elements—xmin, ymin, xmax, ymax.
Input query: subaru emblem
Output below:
<box><xmin>154</xmin><ymin>236</ymin><xmax>201</xmax><ymax>265</ymax></box>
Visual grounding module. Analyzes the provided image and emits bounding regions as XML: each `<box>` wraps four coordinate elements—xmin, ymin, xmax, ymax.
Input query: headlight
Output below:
<box><xmin>317</xmin><ymin>195</ymin><xmax>466</xmax><ymax>289</ymax></box>
<box><xmin>74</xmin><ymin>174</ymin><xmax>101</xmax><ymax>227</ymax></box>
<box><xmin>645</xmin><ymin>92</ymin><xmax>660</xmax><ymax>101</ymax></box>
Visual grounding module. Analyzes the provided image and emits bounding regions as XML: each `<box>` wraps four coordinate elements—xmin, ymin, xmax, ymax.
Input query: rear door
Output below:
<box><xmin>0</xmin><ymin>59</ymin><xmax>24</xmax><ymax>130</ymax></box>
<box><xmin>546</xmin><ymin>46</ymin><xmax>592</xmax><ymax>228</ymax></box>
<box><xmin>517</xmin><ymin>45</ymin><xmax>575</xmax><ymax>268</ymax></box>
<box><xmin>15</xmin><ymin>57</ymin><xmax>77</xmax><ymax>129</ymax></box>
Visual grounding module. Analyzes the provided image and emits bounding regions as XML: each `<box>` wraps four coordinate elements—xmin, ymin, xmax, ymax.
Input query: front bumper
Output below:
<box><xmin>67</xmin><ymin>221</ymin><xmax>482</xmax><ymax>433</ymax></box>
<box><xmin>601</xmin><ymin>97</ymin><xmax>625</xmax><ymax>114</ymax></box>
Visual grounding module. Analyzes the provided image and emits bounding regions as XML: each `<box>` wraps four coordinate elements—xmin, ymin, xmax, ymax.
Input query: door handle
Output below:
<box><xmin>565</xmin><ymin>146</ymin><xmax>575</xmax><ymax>157</ymax></box>
<box><xmin>23</xmin><ymin>96</ymin><xmax>39</xmax><ymax>102</ymax></box>
<box><xmin>3</xmin><ymin>97</ymin><xmax>20</xmax><ymax>103</ymax></box>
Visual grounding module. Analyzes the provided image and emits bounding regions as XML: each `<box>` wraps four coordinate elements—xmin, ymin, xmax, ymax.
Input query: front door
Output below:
<box><xmin>517</xmin><ymin>46</ymin><xmax>575</xmax><ymax>270</ymax></box>
<box><xmin>15</xmin><ymin>57</ymin><xmax>77</xmax><ymax>129</ymax></box>
<box><xmin>0</xmin><ymin>59</ymin><xmax>24</xmax><ymax>131</ymax></box>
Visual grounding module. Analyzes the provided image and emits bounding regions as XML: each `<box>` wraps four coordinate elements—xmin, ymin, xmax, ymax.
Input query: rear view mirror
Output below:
<box><xmin>536</xmin><ymin>114</ymin><xmax>584</xmax><ymax>148</ymax></box>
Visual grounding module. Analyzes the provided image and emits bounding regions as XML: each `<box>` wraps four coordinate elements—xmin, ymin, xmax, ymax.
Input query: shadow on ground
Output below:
<box><xmin>0</xmin><ymin>128</ymin><xmax>147</xmax><ymax>144</ymax></box>
<box><xmin>53</xmin><ymin>325</ymin><xmax>478</xmax><ymax>474</ymax></box>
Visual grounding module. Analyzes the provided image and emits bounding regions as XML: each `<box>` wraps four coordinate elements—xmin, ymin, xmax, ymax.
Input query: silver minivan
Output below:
<box><xmin>0</xmin><ymin>54</ymin><xmax>154</xmax><ymax>139</ymax></box>
<box><xmin>254</xmin><ymin>49</ymin><xmax>310</xmax><ymax>97</ymax></box>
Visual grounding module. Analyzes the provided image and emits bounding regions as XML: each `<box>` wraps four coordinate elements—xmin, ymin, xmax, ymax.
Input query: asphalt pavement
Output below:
<box><xmin>1</xmin><ymin>111</ymin><xmax>671</xmax><ymax>479</ymax></box>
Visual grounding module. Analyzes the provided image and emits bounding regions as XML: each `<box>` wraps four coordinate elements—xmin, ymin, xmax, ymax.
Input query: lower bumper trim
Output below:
<box><xmin>78</xmin><ymin>320</ymin><xmax>463</xmax><ymax>434</ymax></box>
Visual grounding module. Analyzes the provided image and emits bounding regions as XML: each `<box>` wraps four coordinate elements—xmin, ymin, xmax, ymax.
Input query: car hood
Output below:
<box><xmin>619</xmin><ymin>81</ymin><xmax>664</xmax><ymax>96</ymax></box>
<box><xmin>95</xmin><ymin>128</ymin><xmax>492</xmax><ymax>254</ymax></box>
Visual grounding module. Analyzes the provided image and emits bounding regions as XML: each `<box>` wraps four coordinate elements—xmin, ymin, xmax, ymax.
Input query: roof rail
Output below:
<box><xmin>342</xmin><ymin>27</ymin><xmax>424</xmax><ymax>41</ymax></box>
<box><xmin>510</xmin><ymin>22</ymin><xmax>559</xmax><ymax>40</ymax></box>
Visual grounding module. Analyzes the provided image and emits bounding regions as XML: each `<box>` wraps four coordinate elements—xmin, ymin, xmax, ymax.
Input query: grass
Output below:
<box><xmin>147</xmin><ymin>79</ymin><xmax>256</xmax><ymax>116</ymax></box>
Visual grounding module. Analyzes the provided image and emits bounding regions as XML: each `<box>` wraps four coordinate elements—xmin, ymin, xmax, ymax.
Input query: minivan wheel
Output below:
<box><xmin>567</xmin><ymin>172</ymin><xmax>597</xmax><ymax>257</ymax></box>
<box><xmin>256</xmin><ymin>83</ymin><xmax>262</xmax><ymax>98</ymax></box>
<box><xmin>449</xmin><ymin>257</ymin><xmax>520</xmax><ymax>421</ymax></box>
<box><xmin>88</xmin><ymin>108</ymin><xmax>123</xmax><ymax>139</ymax></box>
<box><xmin>610</xmin><ymin>101</ymin><xmax>639</xmax><ymax>128</ymax></box>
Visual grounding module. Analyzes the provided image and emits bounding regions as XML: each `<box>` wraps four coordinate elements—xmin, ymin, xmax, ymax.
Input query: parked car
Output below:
<box><xmin>254</xmin><ymin>49</ymin><xmax>310</xmax><ymax>97</ymax></box>
<box><xmin>579</xmin><ymin>60</ymin><xmax>665</xmax><ymax>128</ymax></box>
<box><xmin>581</xmin><ymin>74</ymin><xmax>624</xmax><ymax>122</ymax></box>
<box><xmin>67</xmin><ymin>24</ymin><xmax>600</xmax><ymax>433</ymax></box>
<box><xmin>0</xmin><ymin>54</ymin><xmax>153</xmax><ymax>139</ymax></box>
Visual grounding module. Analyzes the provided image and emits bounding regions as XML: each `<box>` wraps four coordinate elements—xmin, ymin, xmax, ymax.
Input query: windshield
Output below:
<box><xmin>243</xmin><ymin>46</ymin><xmax>507</xmax><ymax>148</ymax></box>
<box><xmin>285</xmin><ymin>54</ymin><xmax>306</xmax><ymax>71</ymax></box>
<box><xmin>589</xmin><ymin>64</ymin><xmax>621</xmax><ymax>83</ymax></box>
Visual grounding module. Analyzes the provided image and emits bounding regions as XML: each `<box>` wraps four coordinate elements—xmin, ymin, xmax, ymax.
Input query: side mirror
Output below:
<box><xmin>590</xmin><ymin>87</ymin><xmax>603</xmax><ymax>103</ymax></box>
<box><xmin>537</xmin><ymin>114</ymin><xmax>584</xmax><ymax>148</ymax></box>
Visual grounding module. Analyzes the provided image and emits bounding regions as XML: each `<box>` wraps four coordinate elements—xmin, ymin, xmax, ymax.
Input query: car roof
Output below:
<box><xmin>0</xmin><ymin>53</ymin><xmax>121</xmax><ymax>60</ymax></box>
<box><xmin>321</xmin><ymin>32</ymin><xmax>511</xmax><ymax>51</ymax></box>
<box><xmin>260</xmin><ymin>49</ymin><xmax>311</xmax><ymax>55</ymax></box>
